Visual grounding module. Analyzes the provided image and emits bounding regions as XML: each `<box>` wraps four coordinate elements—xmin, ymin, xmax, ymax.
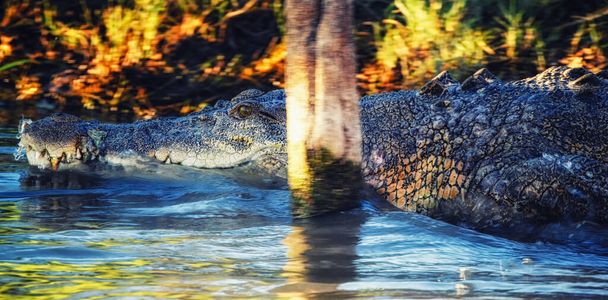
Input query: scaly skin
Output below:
<box><xmin>18</xmin><ymin>89</ymin><xmax>288</xmax><ymax>175</ymax></box>
<box><xmin>360</xmin><ymin>67</ymin><xmax>608</xmax><ymax>230</ymax></box>
<box><xmin>18</xmin><ymin>67</ymin><xmax>608</xmax><ymax>230</ymax></box>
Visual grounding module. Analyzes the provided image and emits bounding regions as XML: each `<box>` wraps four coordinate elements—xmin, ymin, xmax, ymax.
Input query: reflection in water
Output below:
<box><xmin>19</xmin><ymin>169</ymin><xmax>103</xmax><ymax>190</ymax></box>
<box><xmin>291</xmin><ymin>212</ymin><xmax>365</xmax><ymax>283</ymax></box>
<box><xmin>0</xmin><ymin>260</ymin><xmax>151</xmax><ymax>298</ymax></box>
<box><xmin>278</xmin><ymin>211</ymin><xmax>366</xmax><ymax>298</ymax></box>
<box><xmin>2</xmin><ymin>126</ymin><xmax>608</xmax><ymax>298</ymax></box>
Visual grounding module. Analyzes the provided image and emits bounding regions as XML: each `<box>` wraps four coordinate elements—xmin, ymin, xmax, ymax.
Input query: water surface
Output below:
<box><xmin>1</xmin><ymin>127</ymin><xmax>608</xmax><ymax>299</ymax></box>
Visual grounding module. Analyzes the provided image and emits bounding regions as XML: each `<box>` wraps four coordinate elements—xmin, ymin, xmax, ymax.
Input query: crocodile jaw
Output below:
<box><xmin>17</xmin><ymin>116</ymin><xmax>99</xmax><ymax>171</ymax></box>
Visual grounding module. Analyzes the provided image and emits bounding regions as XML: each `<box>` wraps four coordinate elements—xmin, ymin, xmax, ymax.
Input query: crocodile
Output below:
<box><xmin>17</xmin><ymin>66</ymin><xmax>608</xmax><ymax>231</ymax></box>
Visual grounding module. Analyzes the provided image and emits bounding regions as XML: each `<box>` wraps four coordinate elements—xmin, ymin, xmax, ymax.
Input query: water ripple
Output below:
<box><xmin>1</xmin><ymin>127</ymin><xmax>607</xmax><ymax>298</ymax></box>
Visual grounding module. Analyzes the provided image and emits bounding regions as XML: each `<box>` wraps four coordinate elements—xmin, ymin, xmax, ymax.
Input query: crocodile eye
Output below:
<box><xmin>236</xmin><ymin>105</ymin><xmax>254</xmax><ymax>118</ymax></box>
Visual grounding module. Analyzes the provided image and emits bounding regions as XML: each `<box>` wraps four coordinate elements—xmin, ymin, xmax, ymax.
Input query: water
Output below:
<box><xmin>1</xmin><ymin>127</ymin><xmax>608</xmax><ymax>299</ymax></box>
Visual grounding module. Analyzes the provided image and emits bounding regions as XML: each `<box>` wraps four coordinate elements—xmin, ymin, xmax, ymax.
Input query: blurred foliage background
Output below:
<box><xmin>0</xmin><ymin>0</ymin><xmax>607</xmax><ymax>122</ymax></box>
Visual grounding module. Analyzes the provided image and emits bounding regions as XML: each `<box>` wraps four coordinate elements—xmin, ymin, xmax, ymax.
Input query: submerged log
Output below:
<box><xmin>285</xmin><ymin>0</ymin><xmax>362</xmax><ymax>217</ymax></box>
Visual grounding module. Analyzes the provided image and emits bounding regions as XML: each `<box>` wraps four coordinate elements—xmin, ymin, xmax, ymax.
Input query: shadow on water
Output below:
<box><xmin>11</xmin><ymin>167</ymin><xmax>292</xmax><ymax>232</ymax></box>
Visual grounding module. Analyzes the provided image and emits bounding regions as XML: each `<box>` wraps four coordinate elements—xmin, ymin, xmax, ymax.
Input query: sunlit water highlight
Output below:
<box><xmin>1</xmin><ymin>127</ymin><xmax>608</xmax><ymax>298</ymax></box>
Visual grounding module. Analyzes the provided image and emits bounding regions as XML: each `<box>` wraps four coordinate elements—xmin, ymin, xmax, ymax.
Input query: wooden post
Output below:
<box><xmin>285</xmin><ymin>0</ymin><xmax>362</xmax><ymax>217</ymax></box>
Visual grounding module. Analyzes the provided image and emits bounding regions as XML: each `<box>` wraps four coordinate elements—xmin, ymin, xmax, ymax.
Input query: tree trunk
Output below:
<box><xmin>285</xmin><ymin>0</ymin><xmax>362</xmax><ymax>217</ymax></box>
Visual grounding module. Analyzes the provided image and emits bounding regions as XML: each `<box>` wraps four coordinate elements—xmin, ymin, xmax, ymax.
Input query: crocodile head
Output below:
<box><xmin>18</xmin><ymin>89</ymin><xmax>288</xmax><ymax>175</ymax></box>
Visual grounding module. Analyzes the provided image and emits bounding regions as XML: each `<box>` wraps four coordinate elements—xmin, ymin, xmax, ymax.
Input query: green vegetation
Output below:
<box><xmin>373</xmin><ymin>0</ymin><xmax>493</xmax><ymax>88</ymax></box>
<box><xmin>360</xmin><ymin>0</ymin><xmax>607</xmax><ymax>91</ymax></box>
<box><xmin>0</xmin><ymin>0</ymin><xmax>606</xmax><ymax>118</ymax></box>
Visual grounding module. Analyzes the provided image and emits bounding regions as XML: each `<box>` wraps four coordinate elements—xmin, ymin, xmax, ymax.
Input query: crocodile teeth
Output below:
<box><xmin>75</xmin><ymin>148</ymin><xmax>83</xmax><ymax>160</ymax></box>
<box><xmin>49</xmin><ymin>153</ymin><xmax>66</xmax><ymax>171</ymax></box>
<box><xmin>154</xmin><ymin>148</ymin><xmax>169</xmax><ymax>163</ymax></box>
<box><xmin>50</xmin><ymin>157</ymin><xmax>60</xmax><ymax>171</ymax></box>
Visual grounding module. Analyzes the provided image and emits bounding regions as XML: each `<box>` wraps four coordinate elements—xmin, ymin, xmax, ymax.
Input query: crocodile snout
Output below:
<box><xmin>17</xmin><ymin>113</ymin><xmax>98</xmax><ymax>171</ymax></box>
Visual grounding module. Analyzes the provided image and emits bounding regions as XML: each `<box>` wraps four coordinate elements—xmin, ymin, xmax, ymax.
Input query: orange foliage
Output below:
<box><xmin>560</xmin><ymin>47</ymin><xmax>606</xmax><ymax>73</ymax></box>
<box><xmin>0</xmin><ymin>36</ymin><xmax>12</xmax><ymax>62</ymax></box>
<box><xmin>356</xmin><ymin>63</ymin><xmax>402</xmax><ymax>94</ymax></box>
<box><xmin>241</xmin><ymin>41</ymin><xmax>285</xmax><ymax>88</ymax></box>
<box><xmin>15</xmin><ymin>75</ymin><xmax>41</xmax><ymax>100</ymax></box>
<box><xmin>1</xmin><ymin>0</ymin><xmax>607</xmax><ymax>116</ymax></box>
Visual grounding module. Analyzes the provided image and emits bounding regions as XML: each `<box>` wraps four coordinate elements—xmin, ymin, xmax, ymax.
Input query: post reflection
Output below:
<box><xmin>278</xmin><ymin>210</ymin><xmax>367</xmax><ymax>298</ymax></box>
